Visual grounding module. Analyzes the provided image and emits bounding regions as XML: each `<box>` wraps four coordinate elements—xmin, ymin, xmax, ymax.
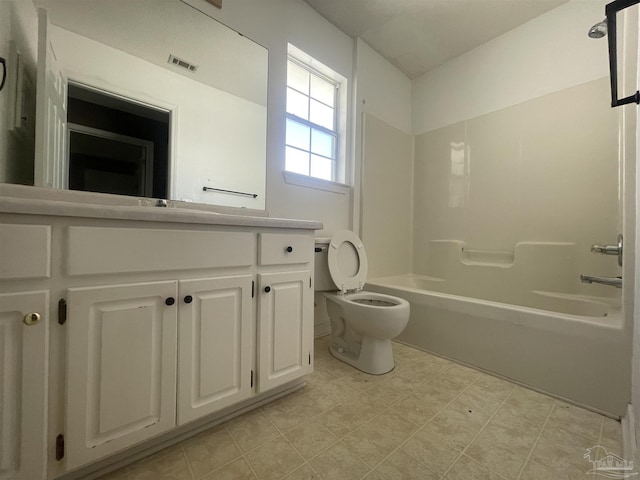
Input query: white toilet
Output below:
<box><xmin>315</xmin><ymin>230</ymin><xmax>410</xmax><ymax>375</ymax></box>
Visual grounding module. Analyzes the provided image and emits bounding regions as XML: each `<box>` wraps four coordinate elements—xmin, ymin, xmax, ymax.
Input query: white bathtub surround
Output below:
<box><xmin>424</xmin><ymin>240</ymin><xmax>617</xmax><ymax>309</ymax></box>
<box><xmin>360</xmin><ymin>113</ymin><xmax>414</xmax><ymax>279</ymax></box>
<box><xmin>412</xmin><ymin>78</ymin><xmax>620</xmax><ymax>297</ymax></box>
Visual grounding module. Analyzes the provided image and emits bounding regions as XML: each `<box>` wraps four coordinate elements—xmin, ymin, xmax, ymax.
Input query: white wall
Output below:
<box><xmin>0</xmin><ymin>0</ymin><xmax>37</xmax><ymax>184</ymax></box>
<box><xmin>361</xmin><ymin>113</ymin><xmax>413</xmax><ymax>278</ymax></box>
<box><xmin>306</xmin><ymin>39</ymin><xmax>413</xmax><ymax>336</ymax></box>
<box><xmin>181</xmin><ymin>0</ymin><xmax>357</xmax><ymax>338</ymax></box>
<box><xmin>412</xmin><ymin>0</ymin><xmax>609</xmax><ymax>135</ymax></box>
<box><xmin>355</xmin><ymin>40</ymin><xmax>412</xmax><ymax>136</ymax></box>
<box><xmin>623</xmin><ymin>0</ymin><xmax>640</xmax><ymax>457</ymax></box>
<box><xmin>355</xmin><ymin>39</ymin><xmax>413</xmax><ymax>279</ymax></box>
<box><xmin>184</xmin><ymin>0</ymin><xmax>356</xmax><ymax>234</ymax></box>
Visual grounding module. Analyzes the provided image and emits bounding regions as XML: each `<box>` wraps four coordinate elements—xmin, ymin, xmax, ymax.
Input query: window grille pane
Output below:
<box><xmin>287</xmin><ymin>60</ymin><xmax>309</xmax><ymax>94</ymax></box>
<box><xmin>311</xmin><ymin>75</ymin><xmax>335</xmax><ymax>107</ymax></box>
<box><xmin>310</xmin><ymin>154</ymin><xmax>333</xmax><ymax>181</ymax></box>
<box><xmin>311</xmin><ymin>129</ymin><xmax>334</xmax><ymax>159</ymax></box>
<box><xmin>310</xmin><ymin>100</ymin><xmax>334</xmax><ymax>130</ymax></box>
<box><xmin>286</xmin><ymin>88</ymin><xmax>309</xmax><ymax>120</ymax></box>
<box><xmin>286</xmin><ymin>119</ymin><xmax>310</xmax><ymax>151</ymax></box>
<box><xmin>286</xmin><ymin>146</ymin><xmax>310</xmax><ymax>175</ymax></box>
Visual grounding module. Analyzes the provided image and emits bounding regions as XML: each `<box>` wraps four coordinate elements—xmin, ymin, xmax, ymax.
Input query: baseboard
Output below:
<box><xmin>622</xmin><ymin>403</ymin><xmax>637</xmax><ymax>466</ymax></box>
<box><xmin>314</xmin><ymin>320</ymin><xmax>331</xmax><ymax>338</ymax></box>
<box><xmin>58</xmin><ymin>381</ymin><xmax>307</xmax><ymax>480</ymax></box>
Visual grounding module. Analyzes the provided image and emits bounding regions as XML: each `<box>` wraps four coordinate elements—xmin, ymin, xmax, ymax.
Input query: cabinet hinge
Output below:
<box><xmin>309</xmin><ymin>353</ymin><xmax>311</xmax><ymax>365</ymax></box>
<box><xmin>55</xmin><ymin>434</ymin><xmax>65</xmax><ymax>461</ymax></box>
<box><xmin>250</xmin><ymin>370</ymin><xmax>254</xmax><ymax>388</ymax></box>
<box><xmin>252</xmin><ymin>281</ymin><xmax>255</xmax><ymax>298</ymax></box>
<box><xmin>309</xmin><ymin>277</ymin><xmax>312</xmax><ymax>288</ymax></box>
<box><xmin>58</xmin><ymin>299</ymin><xmax>67</xmax><ymax>325</ymax></box>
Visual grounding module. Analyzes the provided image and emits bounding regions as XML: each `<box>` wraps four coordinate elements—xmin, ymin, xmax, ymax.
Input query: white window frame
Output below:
<box><xmin>284</xmin><ymin>44</ymin><xmax>349</xmax><ymax>193</ymax></box>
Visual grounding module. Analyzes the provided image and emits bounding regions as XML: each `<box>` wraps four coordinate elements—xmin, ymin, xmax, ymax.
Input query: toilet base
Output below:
<box><xmin>329</xmin><ymin>337</ymin><xmax>395</xmax><ymax>375</ymax></box>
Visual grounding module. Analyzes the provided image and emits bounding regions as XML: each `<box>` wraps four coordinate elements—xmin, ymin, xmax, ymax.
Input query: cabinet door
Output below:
<box><xmin>65</xmin><ymin>281</ymin><xmax>177</xmax><ymax>470</ymax></box>
<box><xmin>257</xmin><ymin>271</ymin><xmax>313</xmax><ymax>392</ymax></box>
<box><xmin>0</xmin><ymin>291</ymin><xmax>49</xmax><ymax>480</ymax></box>
<box><xmin>177</xmin><ymin>275</ymin><xmax>253</xmax><ymax>425</ymax></box>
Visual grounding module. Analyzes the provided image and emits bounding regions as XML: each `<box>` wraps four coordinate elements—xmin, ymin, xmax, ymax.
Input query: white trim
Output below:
<box><xmin>67</xmin><ymin>123</ymin><xmax>155</xmax><ymax>197</ymax></box>
<box><xmin>57</xmin><ymin>381</ymin><xmax>306</xmax><ymax>480</ymax></box>
<box><xmin>623</xmin><ymin>404</ymin><xmax>638</xmax><ymax>469</ymax></box>
<box><xmin>287</xmin><ymin>43</ymin><xmax>348</xmax><ymax>184</ymax></box>
<box><xmin>283</xmin><ymin>170</ymin><xmax>350</xmax><ymax>195</ymax></box>
<box><xmin>314</xmin><ymin>321</ymin><xmax>332</xmax><ymax>338</ymax></box>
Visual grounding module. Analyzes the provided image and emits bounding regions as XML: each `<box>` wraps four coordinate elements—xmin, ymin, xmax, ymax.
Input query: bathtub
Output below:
<box><xmin>366</xmin><ymin>273</ymin><xmax>628</xmax><ymax>416</ymax></box>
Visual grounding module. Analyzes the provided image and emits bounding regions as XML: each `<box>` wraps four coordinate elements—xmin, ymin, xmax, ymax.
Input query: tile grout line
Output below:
<box><xmin>513</xmin><ymin>399</ymin><xmax>559</xmax><ymax>480</ymax></box>
<box><xmin>178</xmin><ymin>443</ymin><xmax>198</xmax><ymax>480</ymax></box>
<box><xmin>262</xmin><ymin>401</ymin><xmax>335</xmax><ymax>479</ymax></box>
<box><xmin>290</xmin><ymin>358</ymin><xmax>456</xmax><ymax>479</ymax></box>
<box><xmin>597</xmin><ymin>415</ymin><xmax>605</xmax><ymax>446</ymax></box>
<box><xmin>360</xmin><ymin>371</ymin><xmax>484</xmax><ymax>478</ymax></box>
<box><xmin>440</xmin><ymin>383</ymin><xmax>517</xmax><ymax>479</ymax></box>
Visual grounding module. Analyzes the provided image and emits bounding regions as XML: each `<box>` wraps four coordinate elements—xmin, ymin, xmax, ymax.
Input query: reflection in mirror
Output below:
<box><xmin>67</xmin><ymin>84</ymin><xmax>170</xmax><ymax>199</ymax></box>
<box><xmin>0</xmin><ymin>0</ymin><xmax>268</xmax><ymax>209</ymax></box>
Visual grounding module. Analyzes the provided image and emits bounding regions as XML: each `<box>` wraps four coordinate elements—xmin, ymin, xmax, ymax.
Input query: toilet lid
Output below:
<box><xmin>328</xmin><ymin>230</ymin><xmax>368</xmax><ymax>292</ymax></box>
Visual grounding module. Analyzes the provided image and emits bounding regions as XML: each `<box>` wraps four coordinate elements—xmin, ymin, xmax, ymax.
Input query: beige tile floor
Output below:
<box><xmin>99</xmin><ymin>336</ymin><xmax>623</xmax><ymax>480</ymax></box>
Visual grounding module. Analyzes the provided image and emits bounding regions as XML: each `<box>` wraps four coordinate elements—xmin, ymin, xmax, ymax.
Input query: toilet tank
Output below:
<box><xmin>314</xmin><ymin>238</ymin><xmax>335</xmax><ymax>291</ymax></box>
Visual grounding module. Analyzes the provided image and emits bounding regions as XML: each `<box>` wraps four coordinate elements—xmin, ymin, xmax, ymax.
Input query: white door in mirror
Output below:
<box><xmin>34</xmin><ymin>9</ymin><xmax>67</xmax><ymax>190</ymax></box>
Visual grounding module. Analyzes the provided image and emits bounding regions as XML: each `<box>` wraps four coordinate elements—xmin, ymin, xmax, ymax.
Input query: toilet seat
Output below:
<box><xmin>328</xmin><ymin>230</ymin><xmax>368</xmax><ymax>293</ymax></box>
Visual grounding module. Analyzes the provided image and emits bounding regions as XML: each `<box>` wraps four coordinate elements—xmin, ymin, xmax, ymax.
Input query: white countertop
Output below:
<box><xmin>0</xmin><ymin>184</ymin><xmax>323</xmax><ymax>230</ymax></box>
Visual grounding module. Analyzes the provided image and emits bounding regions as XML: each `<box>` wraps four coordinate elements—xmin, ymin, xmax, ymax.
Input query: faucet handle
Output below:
<box><xmin>590</xmin><ymin>244</ymin><xmax>620</xmax><ymax>255</ymax></box>
<box><xmin>590</xmin><ymin>234</ymin><xmax>623</xmax><ymax>267</ymax></box>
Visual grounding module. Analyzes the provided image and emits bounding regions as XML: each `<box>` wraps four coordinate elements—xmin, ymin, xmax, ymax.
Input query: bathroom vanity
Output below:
<box><xmin>0</xmin><ymin>185</ymin><xmax>321</xmax><ymax>480</ymax></box>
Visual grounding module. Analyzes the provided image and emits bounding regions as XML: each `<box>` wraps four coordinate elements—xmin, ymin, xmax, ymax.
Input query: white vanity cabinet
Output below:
<box><xmin>177</xmin><ymin>275</ymin><xmax>253</xmax><ymax>425</ymax></box>
<box><xmin>0</xmin><ymin>199</ymin><xmax>320</xmax><ymax>480</ymax></box>
<box><xmin>0</xmin><ymin>291</ymin><xmax>49</xmax><ymax>480</ymax></box>
<box><xmin>0</xmin><ymin>222</ymin><xmax>51</xmax><ymax>480</ymax></box>
<box><xmin>257</xmin><ymin>271</ymin><xmax>313</xmax><ymax>391</ymax></box>
<box><xmin>64</xmin><ymin>275</ymin><xmax>256</xmax><ymax>468</ymax></box>
<box><xmin>256</xmin><ymin>233</ymin><xmax>314</xmax><ymax>392</ymax></box>
<box><xmin>64</xmin><ymin>281</ymin><xmax>179</xmax><ymax>470</ymax></box>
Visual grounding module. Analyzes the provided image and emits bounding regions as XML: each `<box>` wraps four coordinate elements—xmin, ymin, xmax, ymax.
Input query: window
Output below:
<box><xmin>285</xmin><ymin>55</ymin><xmax>340</xmax><ymax>182</ymax></box>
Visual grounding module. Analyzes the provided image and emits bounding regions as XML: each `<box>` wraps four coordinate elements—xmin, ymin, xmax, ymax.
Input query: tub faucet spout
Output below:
<box><xmin>579</xmin><ymin>274</ymin><xmax>622</xmax><ymax>288</ymax></box>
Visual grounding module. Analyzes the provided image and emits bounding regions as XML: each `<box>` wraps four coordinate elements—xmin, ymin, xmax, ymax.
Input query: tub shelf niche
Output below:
<box><xmin>427</xmin><ymin>240</ymin><xmax>580</xmax><ymax>294</ymax></box>
<box><xmin>460</xmin><ymin>248</ymin><xmax>514</xmax><ymax>267</ymax></box>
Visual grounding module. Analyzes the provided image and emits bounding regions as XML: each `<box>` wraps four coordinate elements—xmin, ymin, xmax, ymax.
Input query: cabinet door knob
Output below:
<box><xmin>286</xmin><ymin>246</ymin><xmax>293</xmax><ymax>253</ymax></box>
<box><xmin>184</xmin><ymin>295</ymin><xmax>193</xmax><ymax>304</ymax></box>
<box><xmin>23</xmin><ymin>312</ymin><xmax>41</xmax><ymax>326</ymax></box>
<box><xmin>264</xmin><ymin>286</ymin><xmax>271</xmax><ymax>293</ymax></box>
<box><xmin>165</xmin><ymin>297</ymin><xmax>176</xmax><ymax>306</ymax></box>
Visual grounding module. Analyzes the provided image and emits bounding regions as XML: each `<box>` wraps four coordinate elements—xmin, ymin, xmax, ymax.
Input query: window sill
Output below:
<box><xmin>283</xmin><ymin>171</ymin><xmax>350</xmax><ymax>195</ymax></box>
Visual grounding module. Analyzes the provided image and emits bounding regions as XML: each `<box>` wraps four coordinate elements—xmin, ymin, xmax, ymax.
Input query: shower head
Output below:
<box><xmin>588</xmin><ymin>19</ymin><xmax>607</xmax><ymax>38</ymax></box>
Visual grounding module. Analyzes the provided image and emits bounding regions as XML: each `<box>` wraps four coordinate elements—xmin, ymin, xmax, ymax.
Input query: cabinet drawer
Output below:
<box><xmin>0</xmin><ymin>224</ymin><xmax>51</xmax><ymax>279</ymax></box>
<box><xmin>67</xmin><ymin>227</ymin><xmax>255</xmax><ymax>275</ymax></box>
<box><xmin>258</xmin><ymin>233</ymin><xmax>313</xmax><ymax>265</ymax></box>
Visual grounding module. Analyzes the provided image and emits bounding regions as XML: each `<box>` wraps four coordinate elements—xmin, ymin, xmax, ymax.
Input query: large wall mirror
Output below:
<box><xmin>0</xmin><ymin>0</ymin><xmax>268</xmax><ymax>209</ymax></box>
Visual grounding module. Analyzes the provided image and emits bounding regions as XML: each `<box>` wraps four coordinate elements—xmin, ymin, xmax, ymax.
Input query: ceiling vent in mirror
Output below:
<box><xmin>168</xmin><ymin>55</ymin><xmax>198</xmax><ymax>73</ymax></box>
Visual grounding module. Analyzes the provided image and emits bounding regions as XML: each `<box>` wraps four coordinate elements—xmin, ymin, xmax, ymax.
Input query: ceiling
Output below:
<box><xmin>302</xmin><ymin>0</ymin><xmax>569</xmax><ymax>79</ymax></box>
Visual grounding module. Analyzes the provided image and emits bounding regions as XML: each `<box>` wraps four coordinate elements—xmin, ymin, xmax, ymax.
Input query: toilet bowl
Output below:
<box><xmin>315</xmin><ymin>230</ymin><xmax>410</xmax><ymax>374</ymax></box>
